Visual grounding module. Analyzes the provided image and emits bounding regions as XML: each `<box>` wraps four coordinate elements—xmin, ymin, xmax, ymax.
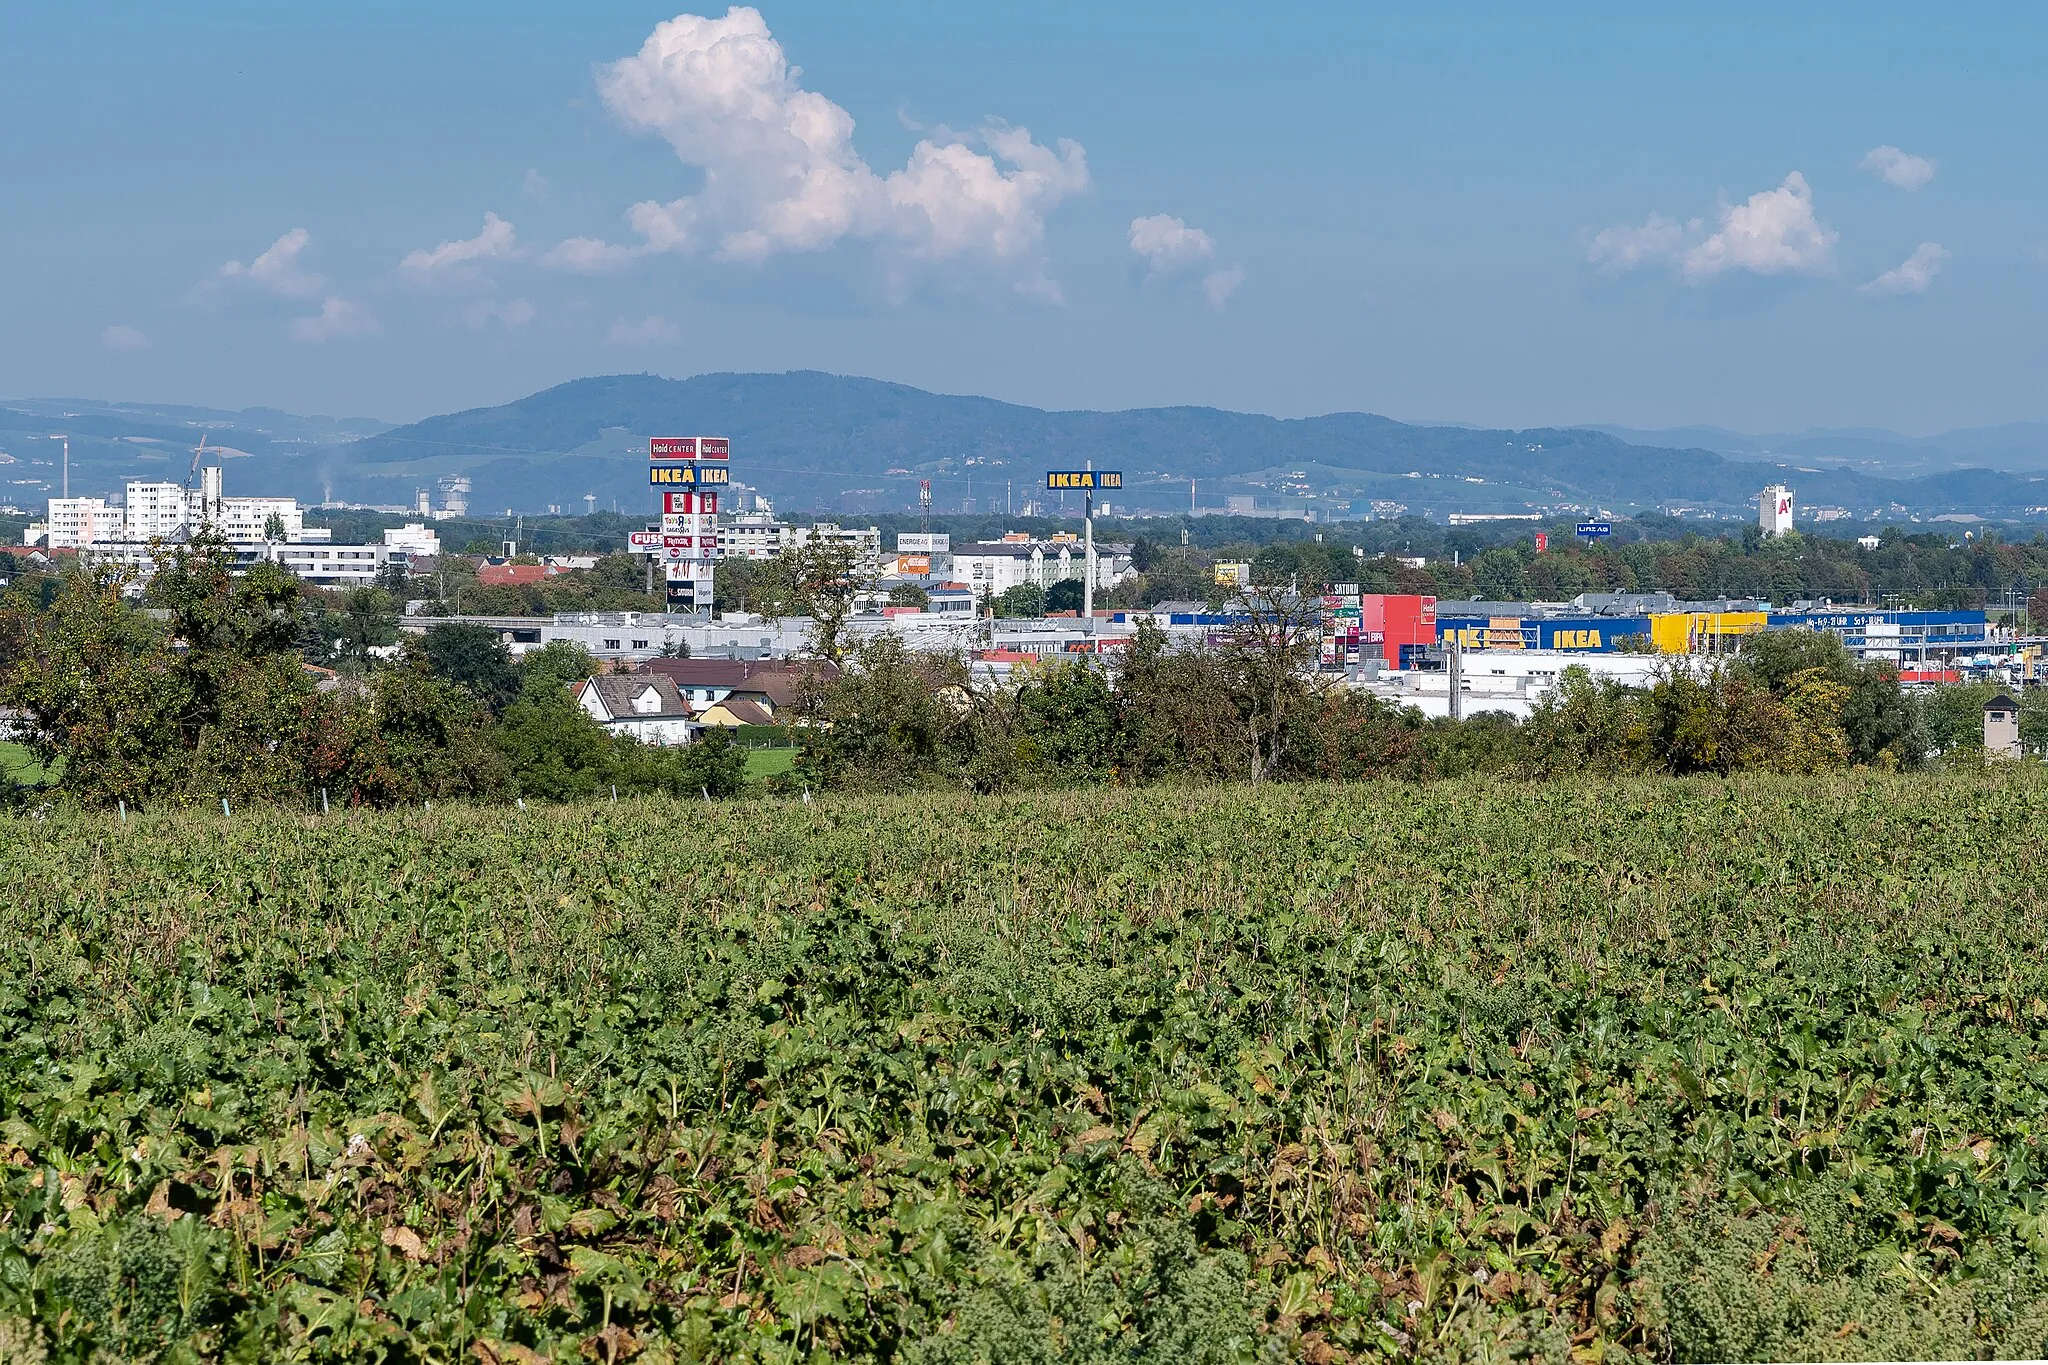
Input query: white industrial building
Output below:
<box><xmin>949</xmin><ymin>535</ymin><xmax>1134</xmax><ymax>599</ymax></box>
<box><xmin>1352</xmin><ymin>651</ymin><xmax>1677</xmax><ymax>722</ymax></box>
<box><xmin>81</xmin><ymin>538</ymin><xmax>399</xmax><ymax>588</ymax></box>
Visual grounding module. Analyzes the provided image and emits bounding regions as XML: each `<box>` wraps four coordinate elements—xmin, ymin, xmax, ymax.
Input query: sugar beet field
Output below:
<box><xmin>6</xmin><ymin>776</ymin><xmax>2048</xmax><ymax>1363</ymax></box>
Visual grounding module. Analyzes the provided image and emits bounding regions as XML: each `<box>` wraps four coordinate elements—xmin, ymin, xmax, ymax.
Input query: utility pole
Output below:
<box><xmin>1449</xmin><ymin>633</ymin><xmax>1464</xmax><ymax>721</ymax></box>
<box><xmin>1083</xmin><ymin>458</ymin><xmax>1094</xmax><ymax>620</ymax></box>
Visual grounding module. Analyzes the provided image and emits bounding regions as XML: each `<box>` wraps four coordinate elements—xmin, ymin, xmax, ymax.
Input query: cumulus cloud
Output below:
<box><xmin>1129</xmin><ymin>214</ymin><xmax>1215</xmax><ymax>275</ymax></box>
<box><xmin>541</xmin><ymin>236</ymin><xmax>640</xmax><ymax>274</ymax></box>
<box><xmin>1860</xmin><ymin>242</ymin><xmax>1949</xmax><ymax>295</ymax></box>
<box><xmin>288</xmin><ymin>296</ymin><xmax>374</xmax><ymax>343</ymax></box>
<box><xmin>1586</xmin><ymin>213</ymin><xmax>1691</xmax><ymax>275</ymax></box>
<box><xmin>1129</xmin><ymin>213</ymin><xmax>1243</xmax><ymax>307</ymax></box>
<box><xmin>217</xmin><ymin>228</ymin><xmax>326</xmax><ymax>299</ymax></box>
<box><xmin>400</xmin><ymin>212</ymin><xmax>518</xmax><ymax>281</ymax></box>
<box><xmin>1587</xmin><ymin>173</ymin><xmax>1837</xmax><ymax>283</ymax></box>
<box><xmin>1681</xmin><ymin>173</ymin><xmax>1836</xmax><ymax>280</ymax></box>
<box><xmin>588</xmin><ymin>7</ymin><xmax>1088</xmax><ymax>294</ymax></box>
<box><xmin>1862</xmin><ymin>145</ymin><xmax>1936</xmax><ymax>191</ymax></box>
<box><xmin>100</xmin><ymin>324</ymin><xmax>151</xmax><ymax>352</ymax></box>
<box><xmin>608</xmin><ymin>314</ymin><xmax>683</xmax><ymax>345</ymax></box>
<box><xmin>1203</xmin><ymin>266</ymin><xmax>1245</xmax><ymax>307</ymax></box>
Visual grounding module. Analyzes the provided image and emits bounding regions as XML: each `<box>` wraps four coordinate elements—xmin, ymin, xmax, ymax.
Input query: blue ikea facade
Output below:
<box><xmin>1435</xmin><ymin>608</ymin><xmax>1988</xmax><ymax>655</ymax></box>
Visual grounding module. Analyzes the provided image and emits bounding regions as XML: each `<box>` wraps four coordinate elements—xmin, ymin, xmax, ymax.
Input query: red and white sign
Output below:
<box><xmin>628</xmin><ymin>531</ymin><xmax>663</xmax><ymax>549</ymax></box>
<box><xmin>1534</xmin><ymin>532</ymin><xmax>1548</xmax><ymax>553</ymax></box>
<box><xmin>663</xmin><ymin>491</ymin><xmax>718</xmax><ymax>514</ymax></box>
<box><xmin>650</xmin><ymin>435</ymin><xmax>730</xmax><ymax>461</ymax></box>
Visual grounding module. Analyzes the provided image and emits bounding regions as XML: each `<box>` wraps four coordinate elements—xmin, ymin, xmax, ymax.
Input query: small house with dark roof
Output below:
<box><xmin>1985</xmin><ymin>692</ymin><xmax>2022</xmax><ymax>760</ymax></box>
<box><xmin>575</xmin><ymin>674</ymin><xmax>696</xmax><ymax>746</ymax></box>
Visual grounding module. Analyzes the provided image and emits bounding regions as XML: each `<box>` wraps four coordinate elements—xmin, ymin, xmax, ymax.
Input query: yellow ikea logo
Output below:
<box><xmin>1044</xmin><ymin>470</ymin><xmax>1122</xmax><ymax>490</ymax></box>
<box><xmin>1555</xmin><ymin>629</ymin><xmax>1603</xmax><ymax>649</ymax></box>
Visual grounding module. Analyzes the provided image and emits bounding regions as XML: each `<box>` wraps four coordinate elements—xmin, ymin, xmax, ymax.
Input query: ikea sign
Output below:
<box><xmin>1045</xmin><ymin>470</ymin><xmax>1122</xmax><ymax>490</ymax></box>
<box><xmin>651</xmin><ymin>464</ymin><xmax>731</xmax><ymax>486</ymax></box>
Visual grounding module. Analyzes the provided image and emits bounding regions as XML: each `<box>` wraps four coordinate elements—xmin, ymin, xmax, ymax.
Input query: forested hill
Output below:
<box><xmin>339</xmin><ymin>371</ymin><xmax>2037</xmax><ymax>517</ymax></box>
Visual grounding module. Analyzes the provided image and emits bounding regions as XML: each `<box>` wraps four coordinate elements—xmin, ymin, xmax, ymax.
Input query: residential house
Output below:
<box><xmin>697</xmin><ymin>696</ymin><xmax>777</xmax><ymax>728</ymax></box>
<box><xmin>575</xmin><ymin>674</ymin><xmax>697</xmax><ymax>745</ymax></box>
<box><xmin>638</xmin><ymin>658</ymin><xmax>835</xmax><ymax>721</ymax></box>
<box><xmin>477</xmin><ymin>561</ymin><xmax>559</xmax><ymax>587</ymax></box>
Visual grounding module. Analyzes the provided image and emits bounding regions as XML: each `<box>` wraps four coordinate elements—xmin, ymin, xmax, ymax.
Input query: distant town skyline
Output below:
<box><xmin>2</xmin><ymin>2</ymin><xmax>2041</xmax><ymax>434</ymax></box>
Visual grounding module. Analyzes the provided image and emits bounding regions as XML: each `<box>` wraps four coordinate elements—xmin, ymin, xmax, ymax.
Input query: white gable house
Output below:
<box><xmin>575</xmin><ymin>674</ymin><xmax>697</xmax><ymax>746</ymax></box>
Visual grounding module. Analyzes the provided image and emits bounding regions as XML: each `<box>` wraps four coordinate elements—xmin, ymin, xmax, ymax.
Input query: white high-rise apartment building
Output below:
<box><xmin>1759</xmin><ymin>484</ymin><xmax>1794</xmax><ymax>538</ymax></box>
<box><xmin>43</xmin><ymin>498</ymin><xmax>123</xmax><ymax>549</ymax></box>
<box><xmin>125</xmin><ymin>472</ymin><xmax>305</xmax><ymax>542</ymax></box>
<box><xmin>36</xmin><ymin>468</ymin><xmax>307</xmax><ymax>548</ymax></box>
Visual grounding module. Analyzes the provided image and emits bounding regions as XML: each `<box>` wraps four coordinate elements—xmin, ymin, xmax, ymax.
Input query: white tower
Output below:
<box><xmin>1759</xmin><ymin>484</ymin><xmax>1794</xmax><ymax>537</ymax></box>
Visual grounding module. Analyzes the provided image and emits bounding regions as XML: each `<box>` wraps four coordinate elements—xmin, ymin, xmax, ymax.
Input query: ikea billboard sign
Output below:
<box><xmin>1045</xmin><ymin>470</ymin><xmax>1122</xmax><ymax>491</ymax></box>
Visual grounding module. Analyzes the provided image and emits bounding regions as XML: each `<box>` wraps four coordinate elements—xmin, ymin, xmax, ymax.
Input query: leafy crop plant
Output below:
<box><xmin>3</xmin><ymin>774</ymin><xmax>2047</xmax><ymax>1361</ymax></box>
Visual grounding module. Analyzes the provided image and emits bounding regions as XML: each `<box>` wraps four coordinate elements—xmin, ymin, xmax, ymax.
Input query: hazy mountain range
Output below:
<box><xmin>4</xmin><ymin>374</ymin><xmax>2044</xmax><ymax>523</ymax></box>
<box><xmin>1584</xmin><ymin>423</ymin><xmax>2048</xmax><ymax>479</ymax></box>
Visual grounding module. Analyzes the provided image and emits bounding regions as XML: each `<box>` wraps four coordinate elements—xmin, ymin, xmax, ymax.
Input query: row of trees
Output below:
<box><xmin>790</xmin><ymin>612</ymin><xmax>1934</xmax><ymax>794</ymax></box>
<box><xmin>0</xmin><ymin>539</ymin><xmax>744</xmax><ymax>809</ymax></box>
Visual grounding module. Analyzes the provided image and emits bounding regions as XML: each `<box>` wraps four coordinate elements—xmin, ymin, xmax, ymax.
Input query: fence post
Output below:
<box><xmin>221</xmin><ymin>798</ymin><xmax>231</xmax><ymax>818</ymax></box>
<box><xmin>118</xmin><ymin>800</ymin><xmax>126</xmax><ymax>823</ymax></box>
<box><xmin>321</xmin><ymin>787</ymin><xmax>329</xmax><ymax>815</ymax></box>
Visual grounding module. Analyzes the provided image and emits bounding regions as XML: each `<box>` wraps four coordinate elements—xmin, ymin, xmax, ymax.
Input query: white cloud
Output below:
<box><xmin>288</xmin><ymin>296</ymin><xmax>374</xmax><ymax>343</ymax></box>
<box><xmin>1129</xmin><ymin>213</ymin><xmax>1243</xmax><ymax>308</ymax></box>
<box><xmin>541</xmin><ymin>236</ymin><xmax>640</xmax><ymax>274</ymax></box>
<box><xmin>100</xmin><ymin>324</ymin><xmax>151</xmax><ymax>352</ymax></box>
<box><xmin>592</xmin><ymin>7</ymin><xmax>1088</xmax><ymax>294</ymax></box>
<box><xmin>1128</xmin><ymin>214</ymin><xmax>1215</xmax><ymax>275</ymax></box>
<box><xmin>217</xmin><ymin>228</ymin><xmax>326</xmax><ymax>299</ymax></box>
<box><xmin>1587</xmin><ymin>173</ymin><xmax>1837</xmax><ymax>283</ymax></box>
<box><xmin>1861</xmin><ymin>145</ymin><xmax>1936</xmax><ymax>191</ymax></box>
<box><xmin>1860</xmin><ymin>241</ymin><xmax>1949</xmax><ymax>295</ymax></box>
<box><xmin>523</xmin><ymin>169</ymin><xmax>549</xmax><ymax>200</ymax></box>
<box><xmin>1202</xmin><ymin>267</ymin><xmax>1245</xmax><ymax>307</ymax></box>
<box><xmin>608</xmin><ymin>314</ymin><xmax>682</xmax><ymax>345</ymax></box>
<box><xmin>1586</xmin><ymin>213</ymin><xmax>1691</xmax><ymax>274</ymax></box>
<box><xmin>400</xmin><ymin>212</ymin><xmax>518</xmax><ymax>279</ymax></box>
<box><xmin>1681</xmin><ymin>173</ymin><xmax>1836</xmax><ymax>280</ymax></box>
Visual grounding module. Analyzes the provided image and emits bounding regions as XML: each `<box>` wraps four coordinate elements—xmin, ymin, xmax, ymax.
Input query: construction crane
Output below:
<box><xmin>185</xmin><ymin>433</ymin><xmax>210</xmax><ymax>491</ymax></box>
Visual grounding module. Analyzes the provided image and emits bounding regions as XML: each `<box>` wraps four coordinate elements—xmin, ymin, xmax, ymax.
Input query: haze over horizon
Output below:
<box><xmin>5</xmin><ymin>3</ymin><xmax>2042</xmax><ymax>434</ymax></box>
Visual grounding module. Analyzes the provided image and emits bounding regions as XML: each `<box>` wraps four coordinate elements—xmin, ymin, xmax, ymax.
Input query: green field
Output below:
<box><xmin>743</xmin><ymin>745</ymin><xmax>797</xmax><ymax>783</ymax></box>
<box><xmin>6</xmin><ymin>775</ymin><xmax>2048</xmax><ymax>1361</ymax></box>
<box><xmin>0</xmin><ymin>740</ymin><xmax>55</xmax><ymax>788</ymax></box>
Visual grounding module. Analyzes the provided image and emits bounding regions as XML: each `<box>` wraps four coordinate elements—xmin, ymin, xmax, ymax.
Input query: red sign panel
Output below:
<box><xmin>650</xmin><ymin>436</ymin><xmax>729</xmax><ymax>461</ymax></box>
<box><xmin>663</xmin><ymin>491</ymin><xmax>718</xmax><ymax>514</ymax></box>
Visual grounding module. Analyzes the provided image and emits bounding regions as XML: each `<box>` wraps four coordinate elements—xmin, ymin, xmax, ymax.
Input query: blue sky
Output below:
<box><xmin>2</xmin><ymin>2</ymin><xmax>2040</xmax><ymax>431</ymax></box>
